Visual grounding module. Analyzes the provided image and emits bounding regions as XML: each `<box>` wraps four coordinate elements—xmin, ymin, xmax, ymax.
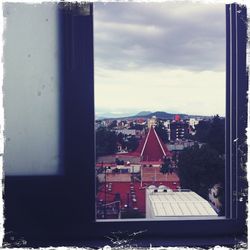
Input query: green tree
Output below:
<box><xmin>125</xmin><ymin>135</ymin><xmax>139</xmax><ymax>152</ymax></box>
<box><xmin>193</xmin><ymin>120</ymin><xmax>211</xmax><ymax>142</ymax></box>
<box><xmin>129</xmin><ymin>123</ymin><xmax>144</xmax><ymax>130</ymax></box>
<box><xmin>216</xmin><ymin>185</ymin><xmax>225</xmax><ymax>216</ymax></box>
<box><xmin>192</xmin><ymin>115</ymin><xmax>225</xmax><ymax>156</ymax></box>
<box><xmin>178</xmin><ymin>144</ymin><xmax>224</xmax><ymax>198</ymax></box>
<box><xmin>155</xmin><ymin>121</ymin><xmax>169</xmax><ymax>143</ymax></box>
<box><xmin>108</xmin><ymin>120</ymin><xmax>117</xmax><ymax>129</ymax></box>
<box><xmin>117</xmin><ymin>132</ymin><xmax>126</xmax><ymax>148</ymax></box>
<box><xmin>172</xmin><ymin>152</ymin><xmax>178</xmax><ymax>163</ymax></box>
<box><xmin>96</xmin><ymin>127</ymin><xmax>117</xmax><ymax>157</ymax></box>
<box><xmin>160</xmin><ymin>157</ymin><xmax>171</xmax><ymax>174</ymax></box>
<box><xmin>206</xmin><ymin>115</ymin><xmax>225</xmax><ymax>155</ymax></box>
<box><xmin>96</xmin><ymin>175</ymin><xmax>101</xmax><ymax>192</ymax></box>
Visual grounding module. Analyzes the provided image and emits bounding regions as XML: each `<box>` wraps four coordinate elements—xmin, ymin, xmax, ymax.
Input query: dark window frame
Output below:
<box><xmin>3</xmin><ymin>3</ymin><xmax>248</xmax><ymax>248</ymax></box>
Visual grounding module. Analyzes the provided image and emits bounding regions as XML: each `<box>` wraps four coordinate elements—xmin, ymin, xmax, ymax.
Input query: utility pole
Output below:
<box><xmin>104</xmin><ymin>163</ymin><xmax>107</xmax><ymax>219</ymax></box>
<box><xmin>127</xmin><ymin>192</ymin><xmax>130</xmax><ymax>210</ymax></box>
<box><xmin>118</xmin><ymin>201</ymin><xmax>121</xmax><ymax>219</ymax></box>
<box><xmin>154</xmin><ymin>168</ymin><xmax>157</xmax><ymax>183</ymax></box>
<box><xmin>140</xmin><ymin>165</ymin><xmax>143</xmax><ymax>188</ymax></box>
<box><xmin>132</xmin><ymin>163</ymin><xmax>134</xmax><ymax>184</ymax></box>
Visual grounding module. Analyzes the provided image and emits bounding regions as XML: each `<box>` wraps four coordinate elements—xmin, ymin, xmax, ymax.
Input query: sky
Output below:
<box><xmin>94</xmin><ymin>2</ymin><xmax>226</xmax><ymax>117</ymax></box>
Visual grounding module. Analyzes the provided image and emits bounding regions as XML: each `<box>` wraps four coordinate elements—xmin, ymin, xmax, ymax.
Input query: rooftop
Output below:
<box><xmin>147</xmin><ymin>190</ymin><xmax>217</xmax><ymax>217</ymax></box>
<box><xmin>97</xmin><ymin>181</ymin><xmax>180</xmax><ymax>217</ymax></box>
<box><xmin>135</xmin><ymin>126</ymin><xmax>172</xmax><ymax>161</ymax></box>
<box><xmin>142</xmin><ymin>167</ymin><xmax>179</xmax><ymax>182</ymax></box>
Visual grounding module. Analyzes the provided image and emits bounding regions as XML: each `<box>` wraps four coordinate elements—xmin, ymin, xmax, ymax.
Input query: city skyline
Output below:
<box><xmin>94</xmin><ymin>3</ymin><xmax>226</xmax><ymax>116</ymax></box>
<box><xmin>95</xmin><ymin>109</ymin><xmax>224</xmax><ymax>120</ymax></box>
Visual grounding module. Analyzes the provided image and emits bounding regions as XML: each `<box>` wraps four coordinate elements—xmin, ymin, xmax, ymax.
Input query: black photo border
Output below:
<box><xmin>3</xmin><ymin>2</ymin><xmax>248</xmax><ymax>248</ymax></box>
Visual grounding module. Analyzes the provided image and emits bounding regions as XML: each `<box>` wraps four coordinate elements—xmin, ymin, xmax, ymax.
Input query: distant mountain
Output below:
<box><xmin>140</xmin><ymin>111</ymin><xmax>211</xmax><ymax>120</ymax></box>
<box><xmin>129</xmin><ymin>111</ymin><xmax>177</xmax><ymax>120</ymax></box>
<box><xmin>96</xmin><ymin>110</ymin><xmax>213</xmax><ymax>120</ymax></box>
<box><xmin>146</xmin><ymin>111</ymin><xmax>174</xmax><ymax>119</ymax></box>
<box><xmin>136</xmin><ymin>111</ymin><xmax>152</xmax><ymax>116</ymax></box>
<box><xmin>96</xmin><ymin>112</ymin><xmax>134</xmax><ymax>119</ymax></box>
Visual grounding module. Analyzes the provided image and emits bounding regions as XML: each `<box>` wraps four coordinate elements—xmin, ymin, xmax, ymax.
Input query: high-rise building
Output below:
<box><xmin>170</xmin><ymin>121</ymin><xmax>189</xmax><ymax>141</ymax></box>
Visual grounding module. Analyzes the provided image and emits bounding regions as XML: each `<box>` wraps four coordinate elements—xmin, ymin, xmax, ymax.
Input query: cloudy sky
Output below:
<box><xmin>94</xmin><ymin>2</ymin><xmax>225</xmax><ymax>117</ymax></box>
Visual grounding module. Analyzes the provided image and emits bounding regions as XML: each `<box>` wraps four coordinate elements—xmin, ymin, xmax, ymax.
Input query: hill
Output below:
<box><xmin>98</xmin><ymin>111</ymin><xmax>212</xmax><ymax>121</ymax></box>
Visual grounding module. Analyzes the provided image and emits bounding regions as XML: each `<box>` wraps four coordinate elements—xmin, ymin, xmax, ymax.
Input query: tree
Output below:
<box><xmin>160</xmin><ymin>157</ymin><xmax>171</xmax><ymax>174</ymax></box>
<box><xmin>117</xmin><ymin>132</ymin><xmax>126</xmax><ymax>148</ymax></box>
<box><xmin>192</xmin><ymin>115</ymin><xmax>225</xmax><ymax>156</ymax></box>
<box><xmin>206</xmin><ymin>115</ymin><xmax>225</xmax><ymax>155</ymax></box>
<box><xmin>216</xmin><ymin>185</ymin><xmax>225</xmax><ymax>216</ymax></box>
<box><xmin>172</xmin><ymin>152</ymin><xmax>178</xmax><ymax>163</ymax></box>
<box><xmin>193</xmin><ymin>120</ymin><xmax>211</xmax><ymax>142</ymax></box>
<box><xmin>129</xmin><ymin>123</ymin><xmax>144</xmax><ymax>130</ymax></box>
<box><xmin>155</xmin><ymin>121</ymin><xmax>169</xmax><ymax>143</ymax></box>
<box><xmin>108</xmin><ymin>120</ymin><xmax>117</xmax><ymax>129</ymax></box>
<box><xmin>96</xmin><ymin>175</ymin><xmax>101</xmax><ymax>191</ymax></box>
<box><xmin>125</xmin><ymin>135</ymin><xmax>139</xmax><ymax>152</ymax></box>
<box><xmin>178</xmin><ymin>144</ymin><xmax>224</xmax><ymax>198</ymax></box>
<box><xmin>96</xmin><ymin>127</ymin><xmax>117</xmax><ymax>157</ymax></box>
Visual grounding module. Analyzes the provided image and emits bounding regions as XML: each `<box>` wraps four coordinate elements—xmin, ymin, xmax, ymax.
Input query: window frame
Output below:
<box><xmin>3</xmin><ymin>3</ymin><xmax>248</xmax><ymax>248</ymax></box>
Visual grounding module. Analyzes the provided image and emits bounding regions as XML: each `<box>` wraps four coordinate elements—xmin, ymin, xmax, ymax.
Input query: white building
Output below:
<box><xmin>148</xmin><ymin>116</ymin><xmax>157</xmax><ymax>128</ymax></box>
<box><xmin>115</xmin><ymin>128</ymin><xmax>136</xmax><ymax>136</ymax></box>
<box><xmin>189</xmin><ymin>118</ymin><xmax>200</xmax><ymax>129</ymax></box>
<box><xmin>164</xmin><ymin>120</ymin><xmax>171</xmax><ymax>141</ymax></box>
<box><xmin>146</xmin><ymin>186</ymin><xmax>218</xmax><ymax>218</ymax></box>
<box><xmin>164</xmin><ymin>120</ymin><xmax>171</xmax><ymax>129</ymax></box>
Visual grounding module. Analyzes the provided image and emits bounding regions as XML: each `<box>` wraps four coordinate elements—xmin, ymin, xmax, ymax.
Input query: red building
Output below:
<box><xmin>135</xmin><ymin>126</ymin><xmax>172</xmax><ymax>162</ymax></box>
<box><xmin>97</xmin><ymin>126</ymin><xmax>172</xmax><ymax>165</ymax></box>
<box><xmin>96</xmin><ymin>126</ymin><xmax>179</xmax><ymax>219</ymax></box>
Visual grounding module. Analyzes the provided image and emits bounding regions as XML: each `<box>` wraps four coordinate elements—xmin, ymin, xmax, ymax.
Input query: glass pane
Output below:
<box><xmin>95</xmin><ymin>2</ymin><xmax>225</xmax><ymax>220</ymax></box>
<box><xmin>3</xmin><ymin>3</ymin><xmax>61</xmax><ymax>175</ymax></box>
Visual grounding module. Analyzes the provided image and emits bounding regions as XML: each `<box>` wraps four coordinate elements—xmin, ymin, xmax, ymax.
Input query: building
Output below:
<box><xmin>96</xmin><ymin>124</ymin><xmax>178</xmax><ymax>219</ymax></box>
<box><xmin>115</xmin><ymin>128</ymin><xmax>145</xmax><ymax>138</ymax></box>
<box><xmin>115</xmin><ymin>128</ymin><xmax>137</xmax><ymax>136</ymax></box>
<box><xmin>136</xmin><ymin>125</ymin><xmax>172</xmax><ymax>162</ymax></box>
<box><xmin>147</xmin><ymin>116</ymin><xmax>157</xmax><ymax>128</ymax></box>
<box><xmin>164</xmin><ymin>120</ymin><xmax>171</xmax><ymax>141</ymax></box>
<box><xmin>146</xmin><ymin>186</ymin><xmax>218</xmax><ymax>218</ymax></box>
<box><xmin>166</xmin><ymin>140</ymin><xmax>203</xmax><ymax>152</ymax></box>
<box><xmin>189</xmin><ymin>118</ymin><xmax>199</xmax><ymax>129</ymax></box>
<box><xmin>96</xmin><ymin>175</ymin><xmax>180</xmax><ymax>219</ymax></box>
<box><xmin>170</xmin><ymin>120</ymin><xmax>189</xmax><ymax>141</ymax></box>
<box><xmin>97</xmin><ymin>125</ymin><xmax>172</xmax><ymax>165</ymax></box>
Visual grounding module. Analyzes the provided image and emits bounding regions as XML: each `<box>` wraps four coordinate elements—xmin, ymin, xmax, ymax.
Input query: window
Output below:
<box><xmin>3</xmin><ymin>2</ymin><xmax>247</xmax><ymax>248</ymax></box>
<box><xmin>94</xmin><ymin>2</ymin><xmax>225</xmax><ymax>222</ymax></box>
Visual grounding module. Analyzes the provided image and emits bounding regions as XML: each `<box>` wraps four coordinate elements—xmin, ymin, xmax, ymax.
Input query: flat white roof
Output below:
<box><xmin>148</xmin><ymin>191</ymin><xmax>217</xmax><ymax>217</ymax></box>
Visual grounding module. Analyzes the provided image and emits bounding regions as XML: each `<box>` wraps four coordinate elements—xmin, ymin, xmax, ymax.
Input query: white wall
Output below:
<box><xmin>3</xmin><ymin>3</ymin><xmax>61</xmax><ymax>175</ymax></box>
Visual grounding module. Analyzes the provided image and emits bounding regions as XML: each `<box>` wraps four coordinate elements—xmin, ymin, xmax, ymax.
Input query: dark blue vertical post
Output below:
<box><xmin>59</xmin><ymin>2</ymin><xmax>95</xmax><ymax>231</ymax></box>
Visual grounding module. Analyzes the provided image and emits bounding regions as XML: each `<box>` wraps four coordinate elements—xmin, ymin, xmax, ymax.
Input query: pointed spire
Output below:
<box><xmin>138</xmin><ymin>126</ymin><xmax>171</xmax><ymax>161</ymax></box>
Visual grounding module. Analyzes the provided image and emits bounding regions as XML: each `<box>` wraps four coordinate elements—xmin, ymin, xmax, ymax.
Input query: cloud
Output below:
<box><xmin>95</xmin><ymin>68</ymin><xmax>225</xmax><ymax>116</ymax></box>
<box><xmin>94</xmin><ymin>2</ymin><xmax>225</xmax><ymax>72</ymax></box>
<box><xmin>94</xmin><ymin>2</ymin><xmax>226</xmax><ymax>116</ymax></box>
